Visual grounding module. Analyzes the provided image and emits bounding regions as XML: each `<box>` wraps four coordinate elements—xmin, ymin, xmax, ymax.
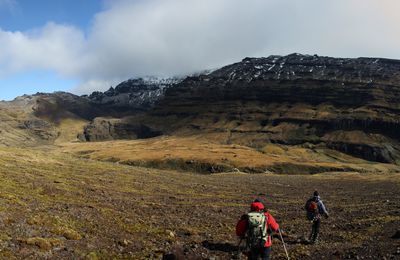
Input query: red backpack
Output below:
<box><xmin>305</xmin><ymin>198</ymin><xmax>318</xmax><ymax>213</ymax></box>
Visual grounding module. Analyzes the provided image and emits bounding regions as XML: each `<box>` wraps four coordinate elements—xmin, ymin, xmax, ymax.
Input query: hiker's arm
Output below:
<box><xmin>304</xmin><ymin>199</ymin><xmax>309</xmax><ymax>210</ymax></box>
<box><xmin>319</xmin><ymin>201</ymin><xmax>329</xmax><ymax>217</ymax></box>
<box><xmin>266</xmin><ymin>212</ymin><xmax>279</xmax><ymax>231</ymax></box>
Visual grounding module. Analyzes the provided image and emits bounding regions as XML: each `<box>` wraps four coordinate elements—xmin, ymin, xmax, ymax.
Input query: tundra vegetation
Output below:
<box><xmin>0</xmin><ymin>139</ymin><xmax>398</xmax><ymax>259</ymax></box>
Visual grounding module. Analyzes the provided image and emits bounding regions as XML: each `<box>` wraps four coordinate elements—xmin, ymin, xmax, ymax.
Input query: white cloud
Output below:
<box><xmin>0</xmin><ymin>23</ymin><xmax>86</xmax><ymax>76</ymax></box>
<box><xmin>1</xmin><ymin>0</ymin><xmax>400</xmax><ymax>94</ymax></box>
<box><xmin>74</xmin><ymin>78</ymin><xmax>120</xmax><ymax>95</ymax></box>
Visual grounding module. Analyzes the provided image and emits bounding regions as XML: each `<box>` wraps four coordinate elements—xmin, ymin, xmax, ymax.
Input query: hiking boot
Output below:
<box><xmin>311</xmin><ymin>239</ymin><xmax>319</xmax><ymax>244</ymax></box>
<box><xmin>311</xmin><ymin>234</ymin><xmax>319</xmax><ymax>244</ymax></box>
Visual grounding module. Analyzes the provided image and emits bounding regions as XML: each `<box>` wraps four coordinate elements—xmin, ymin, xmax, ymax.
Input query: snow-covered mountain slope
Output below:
<box><xmin>87</xmin><ymin>76</ymin><xmax>183</xmax><ymax>110</ymax></box>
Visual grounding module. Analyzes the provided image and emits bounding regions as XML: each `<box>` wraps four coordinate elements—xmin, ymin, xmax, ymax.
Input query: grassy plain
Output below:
<box><xmin>0</xmin><ymin>137</ymin><xmax>398</xmax><ymax>259</ymax></box>
<box><xmin>61</xmin><ymin>135</ymin><xmax>400</xmax><ymax>174</ymax></box>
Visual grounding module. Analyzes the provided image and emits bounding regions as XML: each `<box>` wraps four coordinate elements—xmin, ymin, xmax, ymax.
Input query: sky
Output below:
<box><xmin>1</xmin><ymin>0</ymin><xmax>400</xmax><ymax>100</ymax></box>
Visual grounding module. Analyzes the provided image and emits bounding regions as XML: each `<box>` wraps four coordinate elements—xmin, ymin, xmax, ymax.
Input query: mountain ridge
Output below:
<box><xmin>2</xmin><ymin>53</ymin><xmax>400</xmax><ymax>167</ymax></box>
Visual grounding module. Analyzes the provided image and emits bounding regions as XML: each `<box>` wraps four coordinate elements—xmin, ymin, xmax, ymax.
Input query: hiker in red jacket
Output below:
<box><xmin>236</xmin><ymin>199</ymin><xmax>280</xmax><ymax>260</ymax></box>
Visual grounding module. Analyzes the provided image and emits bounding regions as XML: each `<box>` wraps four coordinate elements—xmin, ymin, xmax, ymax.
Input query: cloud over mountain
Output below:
<box><xmin>1</xmin><ymin>0</ymin><xmax>400</xmax><ymax>94</ymax></box>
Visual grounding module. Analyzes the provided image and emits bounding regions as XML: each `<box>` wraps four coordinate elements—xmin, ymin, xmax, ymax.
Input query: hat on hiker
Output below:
<box><xmin>250</xmin><ymin>201</ymin><xmax>265</xmax><ymax>212</ymax></box>
<box><xmin>313</xmin><ymin>191</ymin><xmax>319</xmax><ymax>197</ymax></box>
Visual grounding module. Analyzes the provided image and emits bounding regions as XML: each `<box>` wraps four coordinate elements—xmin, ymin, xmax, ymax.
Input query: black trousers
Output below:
<box><xmin>248</xmin><ymin>246</ymin><xmax>271</xmax><ymax>260</ymax></box>
<box><xmin>310</xmin><ymin>218</ymin><xmax>321</xmax><ymax>242</ymax></box>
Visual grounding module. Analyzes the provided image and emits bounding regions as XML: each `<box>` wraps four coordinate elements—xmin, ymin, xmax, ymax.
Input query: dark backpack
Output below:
<box><xmin>245</xmin><ymin>212</ymin><xmax>268</xmax><ymax>249</ymax></box>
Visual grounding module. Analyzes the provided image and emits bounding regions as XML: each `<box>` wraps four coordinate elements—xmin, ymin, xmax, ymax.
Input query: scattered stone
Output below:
<box><xmin>166</xmin><ymin>230</ymin><xmax>175</xmax><ymax>238</ymax></box>
<box><xmin>391</xmin><ymin>230</ymin><xmax>400</xmax><ymax>239</ymax></box>
<box><xmin>118</xmin><ymin>239</ymin><xmax>129</xmax><ymax>246</ymax></box>
<box><xmin>162</xmin><ymin>253</ymin><xmax>178</xmax><ymax>260</ymax></box>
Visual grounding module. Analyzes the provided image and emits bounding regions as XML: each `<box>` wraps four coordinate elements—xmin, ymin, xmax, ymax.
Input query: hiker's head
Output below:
<box><xmin>250</xmin><ymin>201</ymin><xmax>264</xmax><ymax>212</ymax></box>
<box><xmin>254</xmin><ymin>198</ymin><xmax>264</xmax><ymax>204</ymax></box>
<box><xmin>313</xmin><ymin>191</ymin><xmax>319</xmax><ymax>197</ymax></box>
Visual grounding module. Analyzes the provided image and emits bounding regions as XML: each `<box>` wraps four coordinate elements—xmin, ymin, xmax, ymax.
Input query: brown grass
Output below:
<box><xmin>54</xmin><ymin>118</ymin><xmax>88</xmax><ymax>144</ymax></box>
<box><xmin>0</xmin><ymin>144</ymin><xmax>398</xmax><ymax>258</ymax></box>
<box><xmin>60</xmin><ymin>135</ymin><xmax>400</xmax><ymax>174</ymax></box>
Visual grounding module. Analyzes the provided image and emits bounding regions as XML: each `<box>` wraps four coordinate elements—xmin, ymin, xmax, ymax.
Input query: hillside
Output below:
<box><xmin>0</xmin><ymin>95</ymin><xmax>59</xmax><ymax>146</ymax></box>
<box><xmin>82</xmin><ymin>54</ymin><xmax>400</xmax><ymax>167</ymax></box>
<box><xmin>0</xmin><ymin>93</ymin><xmax>94</xmax><ymax>146</ymax></box>
<box><xmin>2</xmin><ymin>54</ymin><xmax>400</xmax><ymax>173</ymax></box>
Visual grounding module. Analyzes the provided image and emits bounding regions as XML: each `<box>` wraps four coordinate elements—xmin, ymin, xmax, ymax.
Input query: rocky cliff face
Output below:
<box><xmin>82</xmin><ymin>117</ymin><xmax>162</xmax><ymax>141</ymax></box>
<box><xmin>162</xmin><ymin>53</ymin><xmax>400</xmax><ymax>107</ymax></box>
<box><xmin>141</xmin><ymin>54</ymin><xmax>400</xmax><ymax>163</ymax></box>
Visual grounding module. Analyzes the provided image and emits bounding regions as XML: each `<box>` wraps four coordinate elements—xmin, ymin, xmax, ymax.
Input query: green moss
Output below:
<box><xmin>0</xmin><ymin>250</ymin><xmax>17</xmax><ymax>260</ymax></box>
<box><xmin>25</xmin><ymin>237</ymin><xmax>62</xmax><ymax>251</ymax></box>
<box><xmin>52</xmin><ymin>226</ymin><xmax>82</xmax><ymax>240</ymax></box>
<box><xmin>85</xmin><ymin>252</ymin><xmax>99</xmax><ymax>260</ymax></box>
<box><xmin>27</xmin><ymin>213</ymin><xmax>83</xmax><ymax>240</ymax></box>
<box><xmin>0</xmin><ymin>233</ymin><xmax>11</xmax><ymax>241</ymax></box>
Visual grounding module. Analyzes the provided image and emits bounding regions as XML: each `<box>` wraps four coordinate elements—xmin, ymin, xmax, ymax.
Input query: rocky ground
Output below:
<box><xmin>0</xmin><ymin>145</ymin><xmax>398</xmax><ymax>259</ymax></box>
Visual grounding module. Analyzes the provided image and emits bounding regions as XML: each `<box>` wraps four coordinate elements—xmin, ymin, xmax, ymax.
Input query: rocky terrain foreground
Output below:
<box><xmin>0</xmin><ymin>146</ymin><xmax>398</xmax><ymax>259</ymax></box>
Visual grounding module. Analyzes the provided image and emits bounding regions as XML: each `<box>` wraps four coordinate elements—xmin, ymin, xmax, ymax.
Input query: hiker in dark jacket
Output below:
<box><xmin>236</xmin><ymin>199</ymin><xmax>280</xmax><ymax>260</ymax></box>
<box><xmin>305</xmin><ymin>191</ymin><xmax>329</xmax><ymax>244</ymax></box>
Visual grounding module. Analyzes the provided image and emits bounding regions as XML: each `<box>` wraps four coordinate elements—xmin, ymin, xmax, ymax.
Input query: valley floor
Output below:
<box><xmin>0</xmin><ymin>145</ymin><xmax>399</xmax><ymax>259</ymax></box>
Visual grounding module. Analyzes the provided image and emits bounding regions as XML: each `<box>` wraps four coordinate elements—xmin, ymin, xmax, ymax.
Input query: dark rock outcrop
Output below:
<box><xmin>82</xmin><ymin>117</ymin><xmax>162</xmax><ymax>141</ymax></box>
<box><xmin>392</xmin><ymin>230</ymin><xmax>400</xmax><ymax>239</ymax></box>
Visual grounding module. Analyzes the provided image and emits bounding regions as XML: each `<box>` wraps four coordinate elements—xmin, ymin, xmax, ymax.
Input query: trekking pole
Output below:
<box><xmin>236</xmin><ymin>238</ymin><xmax>243</xmax><ymax>258</ymax></box>
<box><xmin>278</xmin><ymin>228</ymin><xmax>290</xmax><ymax>260</ymax></box>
